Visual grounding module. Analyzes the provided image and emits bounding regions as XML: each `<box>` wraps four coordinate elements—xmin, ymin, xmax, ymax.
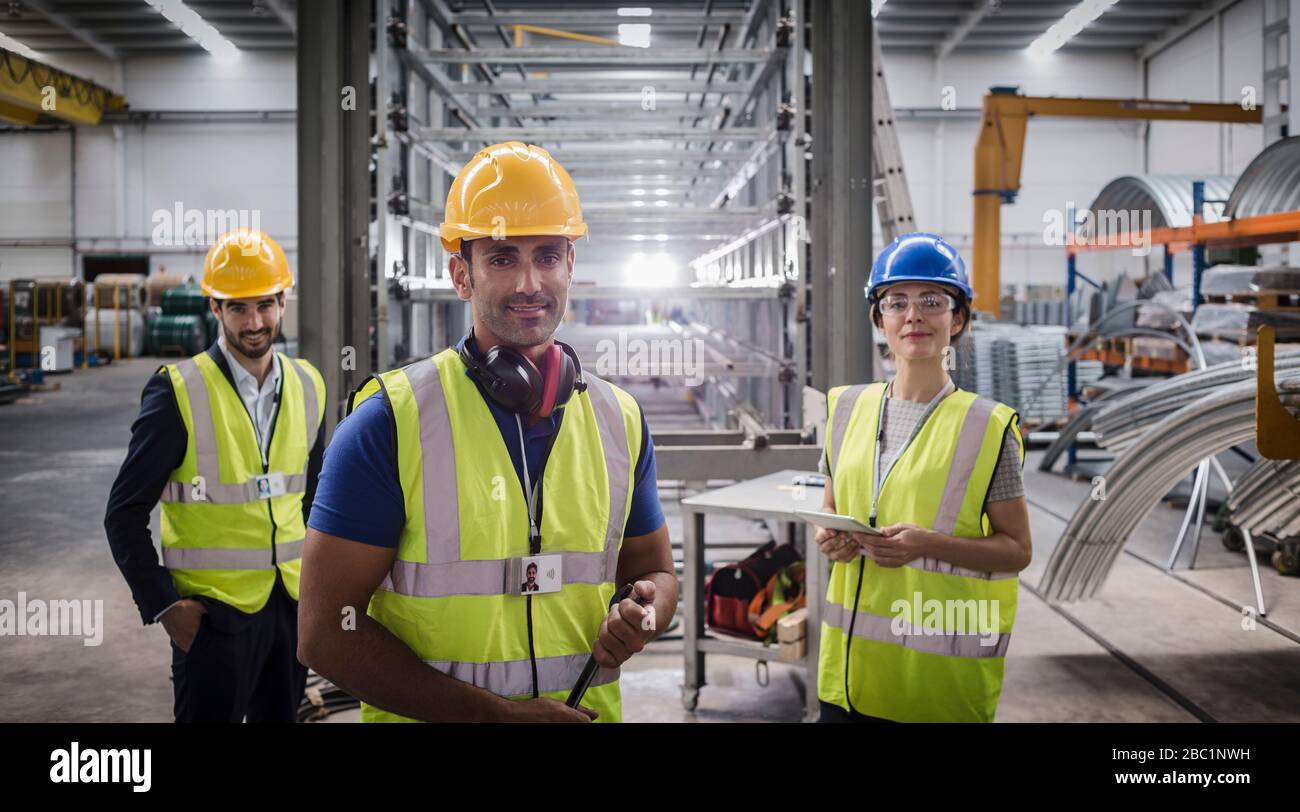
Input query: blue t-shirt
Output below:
<box><xmin>308</xmin><ymin>340</ymin><xmax>665</xmax><ymax>548</ymax></box>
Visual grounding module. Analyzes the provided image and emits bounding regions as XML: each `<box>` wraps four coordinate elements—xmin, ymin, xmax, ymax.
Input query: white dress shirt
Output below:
<box><xmin>218</xmin><ymin>335</ymin><xmax>282</xmax><ymax>462</ymax></box>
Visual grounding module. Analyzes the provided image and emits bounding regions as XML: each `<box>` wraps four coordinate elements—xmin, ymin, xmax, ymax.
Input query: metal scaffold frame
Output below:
<box><xmin>352</xmin><ymin>0</ymin><xmax>885</xmax><ymax>474</ymax></box>
<box><xmin>363</xmin><ymin>0</ymin><xmax>830</xmax><ymax>438</ymax></box>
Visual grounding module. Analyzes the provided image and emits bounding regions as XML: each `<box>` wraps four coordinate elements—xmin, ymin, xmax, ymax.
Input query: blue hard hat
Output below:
<box><xmin>865</xmin><ymin>232</ymin><xmax>971</xmax><ymax>302</ymax></box>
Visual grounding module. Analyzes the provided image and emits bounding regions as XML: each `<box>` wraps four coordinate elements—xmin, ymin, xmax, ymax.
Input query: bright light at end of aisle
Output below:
<box><xmin>619</xmin><ymin>24</ymin><xmax>652</xmax><ymax>48</ymax></box>
<box><xmin>625</xmin><ymin>253</ymin><xmax>679</xmax><ymax>286</ymax></box>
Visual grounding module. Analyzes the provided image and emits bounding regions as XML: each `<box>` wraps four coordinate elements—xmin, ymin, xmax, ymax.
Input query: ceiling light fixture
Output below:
<box><xmin>143</xmin><ymin>0</ymin><xmax>240</xmax><ymax>62</ymax></box>
<box><xmin>1026</xmin><ymin>0</ymin><xmax>1119</xmax><ymax>59</ymax></box>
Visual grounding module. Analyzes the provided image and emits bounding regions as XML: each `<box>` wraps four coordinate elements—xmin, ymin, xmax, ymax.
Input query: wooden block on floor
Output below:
<box><xmin>777</xmin><ymin>607</ymin><xmax>807</xmax><ymax>643</ymax></box>
<box><xmin>778</xmin><ymin>637</ymin><xmax>806</xmax><ymax>663</ymax></box>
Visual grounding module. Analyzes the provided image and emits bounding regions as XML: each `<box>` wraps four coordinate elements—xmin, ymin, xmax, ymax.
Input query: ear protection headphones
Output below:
<box><xmin>458</xmin><ymin>328</ymin><xmax>587</xmax><ymax>418</ymax></box>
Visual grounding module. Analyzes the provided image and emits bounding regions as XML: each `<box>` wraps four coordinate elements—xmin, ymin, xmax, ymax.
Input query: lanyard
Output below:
<box><xmin>868</xmin><ymin>378</ymin><xmax>955</xmax><ymax>526</ymax></box>
<box><xmin>258</xmin><ymin>368</ymin><xmax>284</xmax><ymax>466</ymax></box>
<box><xmin>516</xmin><ymin>413</ymin><xmax>562</xmax><ymax>555</ymax></box>
<box><xmin>515</xmin><ymin>414</ymin><xmax>542</xmax><ymax>552</ymax></box>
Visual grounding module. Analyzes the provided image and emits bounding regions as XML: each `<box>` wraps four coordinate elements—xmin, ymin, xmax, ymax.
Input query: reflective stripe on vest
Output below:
<box><xmin>162</xmin><ymin>539</ymin><xmax>305</xmax><ymax>571</ymax></box>
<box><xmin>827</xmin><ymin>384</ymin><xmax>867</xmax><ymax>479</ymax></box>
<box><xmin>158</xmin><ymin>355</ymin><xmax>320</xmax><ymax>506</ymax></box>
<box><xmin>822</xmin><ymin>601</ymin><xmax>1011</xmax><ymax>659</ymax></box>
<box><xmin>426</xmin><ymin>653</ymin><xmax>619</xmax><ymax>698</ymax></box>
<box><xmin>379</xmin><ymin>359</ymin><xmax>631</xmax><ymax>599</ymax></box>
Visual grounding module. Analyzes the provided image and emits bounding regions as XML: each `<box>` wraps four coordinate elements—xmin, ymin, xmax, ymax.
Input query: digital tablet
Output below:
<box><xmin>793</xmin><ymin>509</ymin><xmax>882</xmax><ymax>535</ymax></box>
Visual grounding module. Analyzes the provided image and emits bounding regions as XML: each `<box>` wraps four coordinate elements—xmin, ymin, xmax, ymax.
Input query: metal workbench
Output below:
<box><xmin>679</xmin><ymin>469</ymin><xmax>827</xmax><ymax>722</ymax></box>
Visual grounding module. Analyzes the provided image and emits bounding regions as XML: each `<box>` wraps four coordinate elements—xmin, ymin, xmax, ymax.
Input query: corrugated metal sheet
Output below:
<box><xmin>1224</xmin><ymin>136</ymin><xmax>1300</xmax><ymax>219</ymax></box>
<box><xmin>1088</xmin><ymin>175</ymin><xmax>1236</xmax><ymax>235</ymax></box>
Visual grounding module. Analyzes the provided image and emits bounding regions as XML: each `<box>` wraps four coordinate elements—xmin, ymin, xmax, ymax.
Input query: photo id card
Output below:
<box><xmin>518</xmin><ymin>554</ymin><xmax>562</xmax><ymax>595</ymax></box>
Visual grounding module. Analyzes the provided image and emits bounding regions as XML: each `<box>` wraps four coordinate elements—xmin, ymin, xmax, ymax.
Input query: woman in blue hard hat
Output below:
<box><xmin>814</xmin><ymin>232</ymin><xmax>1032</xmax><ymax>723</ymax></box>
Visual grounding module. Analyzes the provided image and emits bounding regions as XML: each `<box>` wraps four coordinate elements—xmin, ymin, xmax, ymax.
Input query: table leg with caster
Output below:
<box><xmin>681</xmin><ymin>510</ymin><xmax>707</xmax><ymax>712</ymax></box>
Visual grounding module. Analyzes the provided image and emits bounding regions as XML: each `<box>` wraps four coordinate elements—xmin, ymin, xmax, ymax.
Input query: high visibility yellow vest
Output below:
<box><xmin>159</xmin><ymin>351</ymin><xmax>325</xmax><ymax>614</ymax></box>
<box><xmin>818</xmin><ymin>382</ymin><xmax>1023</xmax><ymax>722</ymax></box>
<box><xmin>351</xmin><ymin>349</ymin><xmax>642</xmax><ymax>723</ymax></box>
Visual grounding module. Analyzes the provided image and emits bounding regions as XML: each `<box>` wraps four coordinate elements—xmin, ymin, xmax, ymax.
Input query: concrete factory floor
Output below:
<box><xmin>2</xmin><ymin>357</ymin><xmax>1298</xmax><ymax>723</ymax></box>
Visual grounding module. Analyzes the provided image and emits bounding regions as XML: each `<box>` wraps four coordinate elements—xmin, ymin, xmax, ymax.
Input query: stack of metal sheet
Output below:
<box><xmin>1201</xmin><ymin>265</ymin><xmax>1300</xmax><ymax>297</ymax></box>
<box><xmin>997</xmin><ymin>326</ymin><xmax>1069</xmax><ymax>423</ymax></box>
<box><xmin>952</xmin><ymin>323</ymin><xmax>1071</xmax><ymax>422</ymax></box>
<box><xmin>1013</xmin><ymin>298</ymin><xmax>1068</xmax><ymax>326</ymax></box>
<box><xmin>950</xmin><ymin>324</ymin><xmax>1000</xmax><ymax>400</ymax></box>
<box><xmin>1193</xmin><ymin>265</ymin><xmax>1300</xmax><ymax>342</ymax></box>
<box><xmin>1076</xmin><ymin>359</ymin><xmax>1104</xmax><ymax>389</ymax></box>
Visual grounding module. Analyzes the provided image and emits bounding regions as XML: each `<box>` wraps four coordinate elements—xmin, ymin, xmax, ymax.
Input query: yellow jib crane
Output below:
<box><xmin>0</xmin><ymin>47</ymin><xmax>126</xmax><ymax>126</ymax></box>
<box><xmin>971</xmin><ymin>88</ymin><xmax>1261</xmax><ymax>317</ymax></box>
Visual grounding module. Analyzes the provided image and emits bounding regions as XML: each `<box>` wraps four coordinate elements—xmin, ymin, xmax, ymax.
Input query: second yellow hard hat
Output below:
<box><xmin>201</xmin><ymin>229</ymin><xmax>293</xmax><ymax>299</ymax></box>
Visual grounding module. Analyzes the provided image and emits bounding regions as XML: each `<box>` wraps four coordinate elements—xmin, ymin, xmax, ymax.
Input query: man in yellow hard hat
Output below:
<box><xmin>105</xmin><ymin>229</ymin><xmax>326</xmax><ymax>722</ymax></box>
<box><xmin>298</xmin><ymin>142</ymin><xmax>677</xmax><ymax>722</ymax></box>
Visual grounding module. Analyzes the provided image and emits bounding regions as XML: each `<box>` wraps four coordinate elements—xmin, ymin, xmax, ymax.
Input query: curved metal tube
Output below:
<box><xmin>1039</xmin><ymin>373</ymin><xmax>1300</xmax><ymax>602</ymax></box>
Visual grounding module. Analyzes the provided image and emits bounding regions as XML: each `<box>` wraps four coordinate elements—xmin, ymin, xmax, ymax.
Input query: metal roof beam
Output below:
<box><xmin>418</xmin><ymin>126</ymin><xmax>770</xmax><ymax>142</ymax></box>
<box><xmin>1140</xmin><ymin>0</ymin><xmax>1240</xmax><ymax>60</ymax></box>
<box><xmin>448</xmin><ymin>10</ymin><xmax>748</xmax><ymax>27</ymax></box>
<box><xmin>935</xmin><ymin>0</ymin><xmax>997</xmax><ymax>58</ymax></box>
<box><xmin>420</xmin><ymin>47</ymin><xmax>771</xmax><ymax>66</ymax></box>
<box><xmin>19</xmin><ymin>0</ymin><xmax>120</xmax><ymax>60</ymax></box>
<box><xmin>263</xmin><ymin>0</ymin><xmax>296</xmax><ymax>34</ymax></box>
<box><xmin>441</xmin><ymin>78</ymin><xmax>750</xmax><ymax>95</ymax></box>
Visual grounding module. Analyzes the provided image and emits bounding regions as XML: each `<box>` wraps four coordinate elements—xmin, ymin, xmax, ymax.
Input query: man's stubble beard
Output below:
<box><xmin>477</xmin><ymin>286</ymin><xmax>569</xmax><ymax>348</ymax></box>
<box><xmin>223</xmin><ymin>320</ymin><xmax>279</xmax><ymax>359</ymax></box>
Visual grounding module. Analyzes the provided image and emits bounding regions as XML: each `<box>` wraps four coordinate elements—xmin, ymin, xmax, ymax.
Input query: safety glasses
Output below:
<box><xmin>877</xmin><ymin>291</ymin><xmax>955</xmax><ymax>316</ymax></box>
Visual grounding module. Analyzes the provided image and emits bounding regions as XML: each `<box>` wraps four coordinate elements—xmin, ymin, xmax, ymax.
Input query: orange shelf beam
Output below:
<box><xmin>1067</xmin><ymin>209</ymin><xmax>1300</xmax><ymax>255</ymax></box>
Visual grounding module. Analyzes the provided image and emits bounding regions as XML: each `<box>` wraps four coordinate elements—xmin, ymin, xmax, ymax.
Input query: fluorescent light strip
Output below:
<box><xmin>617</xmin><ymin>7</ymin><xmax>653</xmax><ymax>16</ymax></box>
<box><xmin>871</xmin><ymin>0</ymin><xmax>888</xmax><ymax>17</ymax></box>
<box><xmin>1026</xmin><ymin>0</ymin><xmax>1119</xmax><ymax>58</ymax></box>
<box><xmin>143</xmin><ymin>0</ymin><xmax>240</xmax><ymax>61</ymax></box>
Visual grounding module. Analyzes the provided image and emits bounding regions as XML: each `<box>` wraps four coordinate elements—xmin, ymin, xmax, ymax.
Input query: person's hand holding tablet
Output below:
<box><xmin>795</xmin><ymin>510</ymin><xmax>881</xmax><ymax>563</ymax></box>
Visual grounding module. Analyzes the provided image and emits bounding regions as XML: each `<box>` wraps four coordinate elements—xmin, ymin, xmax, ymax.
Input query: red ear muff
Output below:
<box><xmin>460</xmin><ymin>329</ymin><xmax>582</xmax><ymax>416</ymax></box>
<box><xmin>534</xmin><ymin>344</ymin><xmax>565</xmax><ymax>418</ymax></box>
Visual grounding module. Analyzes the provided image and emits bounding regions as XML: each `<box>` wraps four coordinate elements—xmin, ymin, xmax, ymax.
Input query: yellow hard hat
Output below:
<box><xmin>201</xmin><ymin>229</ymin><xmax>294</xmax><ymax>299</ymax></box>
<box><xmin>439</xmin><ymin>141</ymin><xmax>587</xmax><ymax>253</ymax></box>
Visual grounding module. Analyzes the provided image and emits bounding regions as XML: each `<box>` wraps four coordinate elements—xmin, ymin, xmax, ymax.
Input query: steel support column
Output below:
<box><xmin>809</xmin><ymin>0</ymin><xmax>872</xmax><ymax>391</ymax></box>
<box><xmin>297</xmin><ymin>0</ymin><xmax>372</xmax><ymax>439</ymax></box>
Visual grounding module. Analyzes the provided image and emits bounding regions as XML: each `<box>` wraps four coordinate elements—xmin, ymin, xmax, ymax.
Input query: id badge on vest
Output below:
<box><xmin>254</xmin><ymin>472</ymin><xmax>287</xmax><ymax>500</ymax></box>
<box><xmin>512</xmin><ymin>554</ymin><xmax>562</xmax><ymax>595</ymax></box>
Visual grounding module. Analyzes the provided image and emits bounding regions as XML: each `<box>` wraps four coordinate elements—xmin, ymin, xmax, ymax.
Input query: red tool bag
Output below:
<box><xmin>705</xmin><ymin>541</ymin><xmax>801</xmax><ymax>639</ymax></box>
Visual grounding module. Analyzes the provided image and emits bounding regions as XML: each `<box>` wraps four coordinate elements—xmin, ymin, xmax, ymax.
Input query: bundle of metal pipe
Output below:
<box><xmin>1226</xmin><ymin>458</ymin><xmax>1300</xmax><ymax>539</ymax></box>
<box><xmin>1090</xmin><ymin>351</ymin><xmax>1300</xmax><ymax>453</ymax></box>
<box><xmin>1038</xmin><ymin>372</ymin><xmax>1300</xmax><ymax>602</ymax></box>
